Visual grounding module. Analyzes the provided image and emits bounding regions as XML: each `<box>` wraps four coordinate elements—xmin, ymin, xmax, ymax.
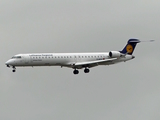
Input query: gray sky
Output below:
<box><xmin>0</xmin><ymin>0</ymin><xmax>160</xmax><ymax>120</ymax></box>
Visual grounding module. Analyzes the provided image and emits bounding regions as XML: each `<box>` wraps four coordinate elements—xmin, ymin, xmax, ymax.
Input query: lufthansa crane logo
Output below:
<box><xmin>126</xmin><ymin>44</ymin><xmax>133</xmax><ymax>53</ymax></box>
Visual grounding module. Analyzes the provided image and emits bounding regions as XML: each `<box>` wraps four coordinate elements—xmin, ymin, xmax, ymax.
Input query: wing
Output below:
<box><xmin>66</xmin><ymin>58</ymin><xmax>117</xmax><ymax>69</ymax></box>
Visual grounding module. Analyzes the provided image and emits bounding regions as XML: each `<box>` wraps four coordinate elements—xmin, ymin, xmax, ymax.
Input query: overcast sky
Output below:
<box><xmin>0</xmin><ymin>0</ymin><xmax>160</xmax><ymax>120</ymax></box>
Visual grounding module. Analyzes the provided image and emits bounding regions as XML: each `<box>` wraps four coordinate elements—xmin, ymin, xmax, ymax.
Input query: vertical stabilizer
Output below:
<box><xmin>120</xmin><ymin>39</ymin><xmax>140</xmax><ymax>55</ymax></box>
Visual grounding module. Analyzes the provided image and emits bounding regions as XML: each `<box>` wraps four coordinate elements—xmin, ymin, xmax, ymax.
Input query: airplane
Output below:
<box><xmin>5</xmin><ymin>39</ymin><xmax>153</xmax><ymax>74</ymax></box>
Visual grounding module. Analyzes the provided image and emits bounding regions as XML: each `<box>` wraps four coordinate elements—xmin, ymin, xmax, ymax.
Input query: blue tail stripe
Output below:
<box><xmin>120</xmin><ymin>39</ymin><xmax>140</xmax><ymax>55</ymax></box>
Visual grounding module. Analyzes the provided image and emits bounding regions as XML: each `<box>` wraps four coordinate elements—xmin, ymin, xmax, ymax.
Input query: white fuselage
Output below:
<box><xmin>5</xmin><ymin>38</ymin><xmax>142</xmax><ymax>74</ymax></box>
<box><xmin>6</xmin><ymin>52</ymin><xmax>134</xmax><ymax>68</ymax></box>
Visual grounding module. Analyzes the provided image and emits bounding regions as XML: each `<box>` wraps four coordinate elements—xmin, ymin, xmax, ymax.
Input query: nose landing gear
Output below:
<box><xmin>7</xmin><ymin>65</ymin><xmax>10</xmax><ymax>68</ymax></box>
<box><xmin>12</xmin><ymin>66</ymin><xmax>16</xmax><ymax>72</ymax></box>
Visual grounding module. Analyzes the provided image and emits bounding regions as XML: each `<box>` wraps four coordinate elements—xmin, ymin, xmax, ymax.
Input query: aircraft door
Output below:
<box><xmin>74</xmin><ymin>55</ymin><xmax>77</xmax><ymax>62</ymax></box>
<box><xmin>23</xmin><ymin>55</ymin><xmax>30</xmax><ymax>64</ymax></box>
<box><xmin>74</xmin><ymin>55</ymin><xmax>81</xmax><ymax>62</ymax></box>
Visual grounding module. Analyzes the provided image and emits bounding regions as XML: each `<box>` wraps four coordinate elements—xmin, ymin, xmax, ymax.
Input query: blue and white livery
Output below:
<box><xmin>5</xmin><ymin>39</ymin><xmax>153</xmax><ymax>74</ymax></box>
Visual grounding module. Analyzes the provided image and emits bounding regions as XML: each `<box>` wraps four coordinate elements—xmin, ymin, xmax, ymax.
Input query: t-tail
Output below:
<box><xmin>120</xmin><ymin>39</ymin><xmax>141</xmax><ymax>55</ymax></box>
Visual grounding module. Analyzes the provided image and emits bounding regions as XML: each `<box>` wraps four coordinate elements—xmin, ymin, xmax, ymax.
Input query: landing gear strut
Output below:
<box><xmin>84</xmin><ymin>68</ymin><xmax>90</xmax><ymax>73</ymax></box>
<box><xmin>12</xmin><ymin>66</ymin><xmax>16</xmax><ymax>72</ymax></box>
<box><xmin>73</xmin><ymin>69</ymin><xmax>79</xmax><ymax>75</ymax></box>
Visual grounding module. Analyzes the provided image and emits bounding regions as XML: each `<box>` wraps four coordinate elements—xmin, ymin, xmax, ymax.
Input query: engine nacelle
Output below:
<box><xmin>109</xmin><ymin>51</ymin><xmax>122</xmax><ymax>58</ymax></box>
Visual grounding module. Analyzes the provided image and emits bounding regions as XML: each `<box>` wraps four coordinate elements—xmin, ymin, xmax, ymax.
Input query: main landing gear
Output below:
<box><xmin>84</xmin><ymin>68</ymin><xmax>90</xmax><ymax>73</ymax></box>
<box><xmin>73</xmin><ymin>68</ymin><xmax>90</xmax><ymax>75</ymax></box>
<box><xmin>73</xmin><ymin>69</ymin><xmax>79</xmax><ymax>74</ymax></box>
<box><xmin>6</xmin><ymin>65</ymin><xmax>16</xmax><ymax>72</ymax></box>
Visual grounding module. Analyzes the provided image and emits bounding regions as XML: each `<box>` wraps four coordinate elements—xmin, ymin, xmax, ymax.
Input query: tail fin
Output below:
<box><xmin>120</xmin><ymin>39</ymin><xmax>140</xmax><ymax>55</ymax></box>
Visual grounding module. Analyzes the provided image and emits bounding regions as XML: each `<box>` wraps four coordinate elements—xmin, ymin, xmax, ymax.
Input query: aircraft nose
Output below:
<box><xmin>5</xmin><ymin>60</ymin><xmax>9</xmax><ymax>65</ymax></box>
<box><xmin>5</xmin><ymin>59</ymin><xmax>14</xmax><ymax>65</ymax></box>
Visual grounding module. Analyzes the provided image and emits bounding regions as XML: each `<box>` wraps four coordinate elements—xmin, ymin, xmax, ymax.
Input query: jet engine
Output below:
<box><xmin>109</xmin><ymin>51</ymin><xmax>122</xmax><ymax>58</ymax></box>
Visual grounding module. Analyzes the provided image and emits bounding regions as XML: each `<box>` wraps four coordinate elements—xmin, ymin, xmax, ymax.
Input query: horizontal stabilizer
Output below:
<box><xmin>140</xmin><ymin>40</ymin><xmax>155</xmax><ymax>42</ymax></box>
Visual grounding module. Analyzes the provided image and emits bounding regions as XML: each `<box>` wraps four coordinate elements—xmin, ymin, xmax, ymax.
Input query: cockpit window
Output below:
<box><xmin>17</xmin><ymin>56</ymin><xmax>21</xmax><ymax>58</ymax></box>
<box><xmin>12</xmin><ymin>56</ymin><xmax>22</xmax><ymax>59</ymax></box>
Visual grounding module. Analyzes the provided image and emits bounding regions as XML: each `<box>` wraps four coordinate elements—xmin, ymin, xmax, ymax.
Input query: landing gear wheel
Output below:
<box><xmin>73</xmin><ymin>69</ymin><xmax>79</xmax><ymax>75</ymax></box>
<box><xmin>12</xmin><ymin>66</ymin><xmax>16</xmax><ymax>72</ymax></box>
<box><xmin>84</xmin><ymin>68</ymin><xmax>90</xmax><ymax>73</ymax></box>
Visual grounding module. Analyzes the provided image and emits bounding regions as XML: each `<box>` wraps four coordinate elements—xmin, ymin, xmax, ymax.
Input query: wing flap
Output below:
<box><xmin>74</xmin><ymin>58</ymin><xmax>117</xmax><ymax>67</ymax></box>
